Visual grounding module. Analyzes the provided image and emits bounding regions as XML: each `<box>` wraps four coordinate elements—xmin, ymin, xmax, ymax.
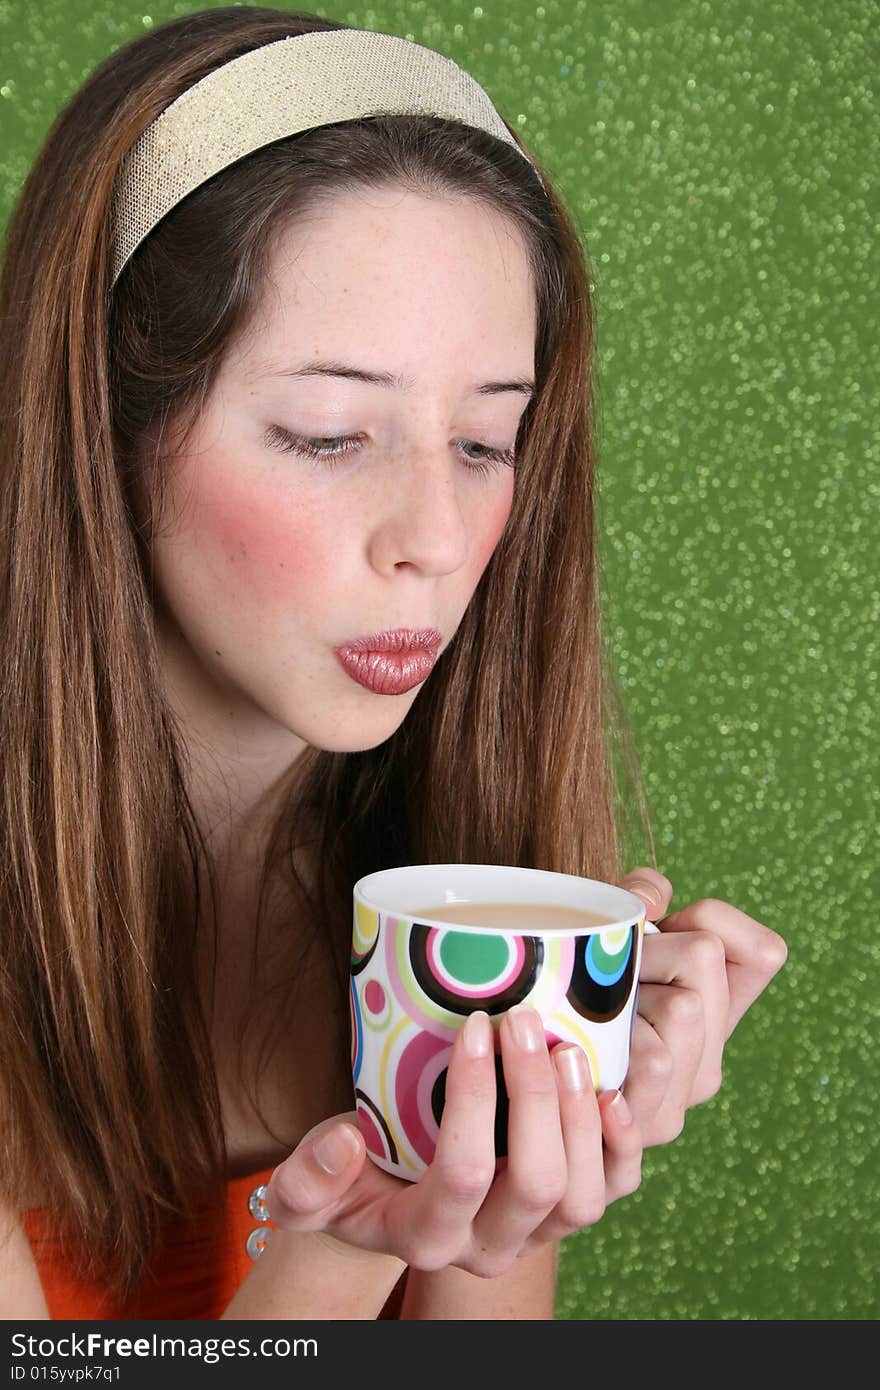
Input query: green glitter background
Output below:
<box><xmin>1</xmin><ymin>0</ymin><xmax>877</xmax><ymax>1321</ymax></box>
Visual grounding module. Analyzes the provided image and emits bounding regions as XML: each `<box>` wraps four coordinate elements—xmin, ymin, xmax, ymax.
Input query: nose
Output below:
<box><xmin>366</xmin><ymin>447</ymin><xmax>470</xmax><ymax>577</ymax></box>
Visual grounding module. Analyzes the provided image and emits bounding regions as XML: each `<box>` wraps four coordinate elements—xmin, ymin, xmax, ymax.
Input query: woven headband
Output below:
<box><xmin>110</xmin><ymin>28</ymin><xmax>546</xmax><ymax>287</ymax></box>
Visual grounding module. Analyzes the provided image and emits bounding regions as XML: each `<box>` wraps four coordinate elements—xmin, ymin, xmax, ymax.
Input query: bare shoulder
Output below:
<box><xmin>0</xmin><ymin>1203</ymin><xmax>50</xmax><ymax>1319</ymax></box>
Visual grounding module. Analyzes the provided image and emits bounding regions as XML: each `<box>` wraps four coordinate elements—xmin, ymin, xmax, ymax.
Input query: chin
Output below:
<box><xmin>306</xmin><ymin>711</ymin><xmax>415</xmax><ymax>755</ymax></box>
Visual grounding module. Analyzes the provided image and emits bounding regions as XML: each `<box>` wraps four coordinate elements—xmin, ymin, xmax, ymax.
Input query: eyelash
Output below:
<box><xmin>264</xmin><ymin>425</ymin><xmax>516</xmax><ymax>477</ymax></box>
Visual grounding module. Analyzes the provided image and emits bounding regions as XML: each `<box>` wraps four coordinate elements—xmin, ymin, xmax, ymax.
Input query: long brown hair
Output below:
<box><xmin>0</xmin><ymin>6</ymin><xmax>656</xmax><ymax>1300</ymax></box>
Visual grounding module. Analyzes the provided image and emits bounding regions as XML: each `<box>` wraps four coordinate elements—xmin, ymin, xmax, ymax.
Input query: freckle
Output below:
<box><xmin>215</xmin><ymin>650</ymin><xmax>221</xmax><ymax>656</ymax></box>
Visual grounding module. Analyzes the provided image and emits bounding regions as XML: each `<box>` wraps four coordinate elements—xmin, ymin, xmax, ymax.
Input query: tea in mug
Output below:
<box><xmin>410</xmin><ymin>900</ymin><xmax>616</xmax><ymax>932</ymax></box>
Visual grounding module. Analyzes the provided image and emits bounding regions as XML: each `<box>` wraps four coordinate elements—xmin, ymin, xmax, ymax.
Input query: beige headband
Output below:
<box><xmin>110</xmin><ymin>28</ymin><xmax>546</xmax><ymax>287</ymax></box>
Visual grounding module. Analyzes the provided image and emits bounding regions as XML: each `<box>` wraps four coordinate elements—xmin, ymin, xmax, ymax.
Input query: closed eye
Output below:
<box><xmin>264</xmin><ymin>425</ymin><xmax>515</xmax><ymax>477</ymax></box>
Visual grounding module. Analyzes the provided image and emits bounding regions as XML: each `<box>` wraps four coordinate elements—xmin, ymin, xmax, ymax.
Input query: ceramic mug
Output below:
<box><xmin>349</xmin><ymin>863</ymin><xmax>657</xmax><ymax>1181</ymax></box>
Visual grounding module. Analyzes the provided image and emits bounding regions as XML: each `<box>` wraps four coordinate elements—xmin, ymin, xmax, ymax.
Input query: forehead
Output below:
<box><xmin>234</xmin><ymin>186</ymin><xmax>537</xmax><ymax>380</ymax></box>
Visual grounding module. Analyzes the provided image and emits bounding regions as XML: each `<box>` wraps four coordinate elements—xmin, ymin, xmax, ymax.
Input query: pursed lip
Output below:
<box><xmin>334</xmin><ymin>628</ymin><xmax>443</xmax><ymax>696</ymax></box>
<box><xmin>335</xmin><ymin>627</ymin><xmax>443</xmax><ymax>656</ymax></box>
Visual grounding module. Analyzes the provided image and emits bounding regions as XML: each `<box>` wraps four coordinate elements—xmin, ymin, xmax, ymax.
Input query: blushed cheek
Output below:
<box><xmin>193</xmin><ymin>467</ymin><xmax>512</xmax><ymax>609</ymax></box>
<box><xmin>470</xmin><ymin>478</ymin><xmax>515</xmax><ymax>580</ymax></box>
<box><xmin>200</xmin><ymin>477</ymin><xmax>332</xmax><ymax>608</ymax></box>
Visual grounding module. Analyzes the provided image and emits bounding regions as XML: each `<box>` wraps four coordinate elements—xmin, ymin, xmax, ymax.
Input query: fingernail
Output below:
<box><xmin>313</xmin><ymin>1124</ymin><xmax>360</xmax><ymax>1175</ymax></box>
<box><xmin>462</xmin><ymin>1009</ymin><xmax>492</xmax><ymax>1058</ymax></box>
<box><xmin>507</xmin><ymin>1005</ymin><xmax>544</xmax><ymax>1053</ymax></box>
<box><xmin>629</xmin><ymin>880</ymin><xmax>661</xmax><ymax>909</ymax></box>
<box><xmin>609</xmin><ymin>1091</ymin><xmax>633</xmax><ymax>1125</ymax></box>
<box><xmin>554</xmin><ymin>1045</ymin><xmax>589</xmax><ymax>1092</ymax></box>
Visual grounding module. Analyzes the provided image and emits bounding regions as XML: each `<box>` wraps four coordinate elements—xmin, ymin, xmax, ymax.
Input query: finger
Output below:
<box><xmin>265</xmin><ymin>1119</ymin><xmax>365</xmax><ymax>1230</ymax></box>
<box><xmin>392</xmin><ymin>1009</ymin><xmax>497</xmax><ymax>1268</ymax></box>
<box><xmin>634</xmin><ymin>983</ymin><xmax>705</xmax><ymax>1137</ymax></box>
<box><xmin>520</xmin><ymin>1085</ymin><xmax>645</xmax><ymax>1260</ymax></box>
<box><xmin>616</xmin><ymin>867</ymin><xmax>674</xmax><ymax>921</ymax></box>
<box><xmin>597</xmin><ymin>1089</ymin><xmax>644</xmax><ymax>1204</ymax></box>
<box><xmin>520</xmin><ymin>1044</ymin><xmax>606</xmax><ymax>1247</ymax></box>
<box><xmin>654</xmin><ymin>899</ymin><xmax>788</xmax><ymax>1036</ymax></box>
<box><xmin>517</xmin><ymin>1084</ymin><xmax>642</xmax><ymax>1262</ymax></box>
<box><xmin>638</xmin><ymin>929</ymin><xmax>727</xmax><ymax>1105</ymax></box>
<box><xmin>470</xmin><ymin>1006</ymin><xmax>567</xmax><ymax>1270</ymax></box>
<box><xmin>618</xmin><ymin>1013</ymin><xmax>675</xmax><ymax>1141</ymax></box>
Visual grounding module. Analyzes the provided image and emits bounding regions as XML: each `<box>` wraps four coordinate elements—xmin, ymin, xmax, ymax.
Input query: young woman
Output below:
<box><xmin>0</xmin><ymin>6</ymin><xmax>787</xmax><ymax>1320</ymax></box>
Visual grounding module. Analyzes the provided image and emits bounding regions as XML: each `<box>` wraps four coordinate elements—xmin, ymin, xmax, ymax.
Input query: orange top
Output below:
<box><xmin>21</xmin><ymin>1167</ymin><xmax>407</xmax><ymax>1320</ymax></box>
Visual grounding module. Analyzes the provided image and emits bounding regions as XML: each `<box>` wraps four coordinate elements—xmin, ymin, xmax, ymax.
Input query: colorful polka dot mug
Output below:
<box><xmin>350</xmin><ymin>863</ymin><xmax>654</xmax><ymax>1182</ymax></box>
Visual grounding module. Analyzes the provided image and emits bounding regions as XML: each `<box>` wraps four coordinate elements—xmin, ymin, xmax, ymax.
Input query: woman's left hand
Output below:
<box><xmin>612</xmin><ymin>868</ymin><xmax>789</xmax><ymax>1150</ymax></box>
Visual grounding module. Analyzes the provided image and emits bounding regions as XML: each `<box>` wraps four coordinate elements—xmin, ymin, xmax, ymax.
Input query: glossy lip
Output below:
<box><xmin>336</xmin><ymin>627</ymin><xmax>443</xmax><ymax>655</ymax></box>
<box><xmin>334</xmin><ymin>628</ymin><xmax>443</xmax><ymax>696</ymax></box>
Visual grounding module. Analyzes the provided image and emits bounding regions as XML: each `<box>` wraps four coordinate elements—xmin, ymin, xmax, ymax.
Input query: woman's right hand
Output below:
<box><xmin>263</xmin><ymin>1005</ymin><xmax>644</xmax><ymax>1278</ymax></box>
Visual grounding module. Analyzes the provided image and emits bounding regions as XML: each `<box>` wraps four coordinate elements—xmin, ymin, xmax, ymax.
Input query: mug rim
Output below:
<box><xmin>353</xmin><ymin>862</ymin><xmax>646</xmax><ymax>936</ymax></box>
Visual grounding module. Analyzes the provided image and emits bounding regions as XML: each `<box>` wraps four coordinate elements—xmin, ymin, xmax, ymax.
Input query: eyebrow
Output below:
<box><xmin>260</xmin><ymin>358</ymin><xmax>536</xmax><ymax>400</ymax></box>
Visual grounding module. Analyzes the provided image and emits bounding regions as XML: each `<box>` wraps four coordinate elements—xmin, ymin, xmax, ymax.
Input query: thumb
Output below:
<box><xmin>265</xmin><ymin>1117</ymin><xmax>365</xmax><ymax>1229</ymax></box>
<box><xmin>616</xmin><ymin>867</ymin><xmax>673</xmax><ymax>921</ymax></box>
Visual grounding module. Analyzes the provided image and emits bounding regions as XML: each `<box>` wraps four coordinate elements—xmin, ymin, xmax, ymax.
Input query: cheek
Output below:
<box><xmin>470</xmin><ymin>475</ymin><xmax>515</xmax><ymax>578</ymax></box>
<box><xmin>167</xmin><ymin>462</ymin><xmax>513</xmax><ymax>620</ymax></box>
<box><xmin>200</xmin><ymin>475</ymin><xmax>334</xmax><ymax>609</ymax></box>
